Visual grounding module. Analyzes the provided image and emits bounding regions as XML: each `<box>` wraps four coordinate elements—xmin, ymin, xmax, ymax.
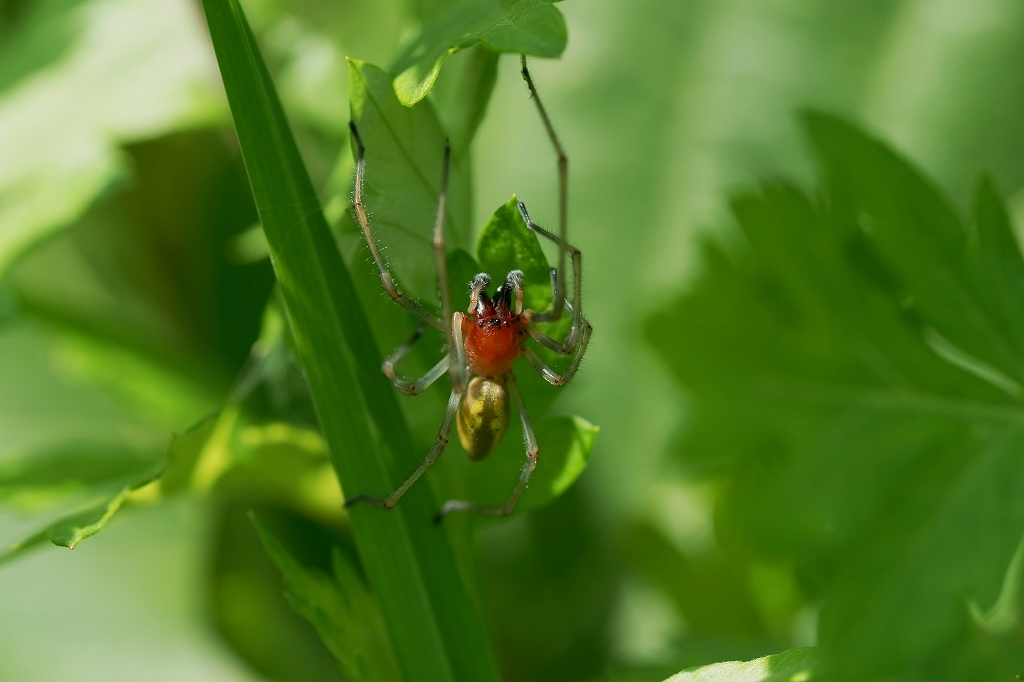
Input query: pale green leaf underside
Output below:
<box><xmin>348</xmin><ymin>59</ymin><xmax>473</xmax><ymax>300</ymax></box>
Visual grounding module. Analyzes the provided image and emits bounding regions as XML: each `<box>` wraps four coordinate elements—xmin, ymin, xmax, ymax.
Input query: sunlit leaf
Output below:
<box><xmin>664</xmin><ymin>647</ymin><xmax>817</xmax><ymax>682</ymax></box>
<box><xmin>391</xmin><ymin>0</ymin><xmax>566</xmax><ymax>106</ymax></box>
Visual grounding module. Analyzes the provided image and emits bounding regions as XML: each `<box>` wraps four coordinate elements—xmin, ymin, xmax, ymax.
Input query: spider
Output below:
<box><xmin>344</xmin><ymin>55</ymin><xmax>591</xmax><ymax>521</ymax></box>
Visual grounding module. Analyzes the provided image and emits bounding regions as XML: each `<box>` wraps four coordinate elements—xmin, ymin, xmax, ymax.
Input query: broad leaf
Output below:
<box><xmin>200</xmin><ymin>2</ymin><xmax>501</xmax><ymax>680</ymax></box>
<box><xmin>665</xmin><ymin>648</ymin><xmax>817</xmax><ymax>682</ymax></box>
<box><xmin>252</xmin><ymin>516</ymin><xmax>402</xmax><ymax>682</ymax></box>
<box><xmin>648</xmin><ymin>112</ymin><xmax>1024</xmax><ymax>680</ymax></box>
<box><xmin>391</xmin><ymin>0</ymin><xmax>566</xmax><ymax>106</ymax></box>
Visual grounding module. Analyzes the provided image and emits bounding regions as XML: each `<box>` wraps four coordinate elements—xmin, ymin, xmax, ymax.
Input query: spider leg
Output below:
<box><xmin>344</xmin><ymin>389</ymin><xmax>463</xmax><ymax>510</ymax></box>
<box><xmin>520</xmin><ymin>199</ymin><xmax>585</xmax><ymax>352</ymax></box>
<box><xmin>433</xmin><ymin>138</ymin><xmax>464</xmax><ymax>393</ymax></box>
<box><xmin>349</xmin><ymin>121</ymin><xmax>445</xmax><ymax>331</ymax></box>
<box><xmin>525</xmin><ymin>312</ymin><xmax>591</xmax><ymax>355</ymax></box>
<box><xmin>383</xmin><ymin>329</ymin><xmax>451</xmax><ymax>394</ymax></box>
<box><xmin>435</xmin><ymin>374</ymin><xmax>537</xmax><ymax>521</ymax></box>
<box><xmin>520</xmin><ymin>55</ymin><xmax>568</xmax><ymax>325</ymax></box>
<box><xmin>523</xmin><ymin>320</ymin><xmax>592</xmax><ymax>386</ymax></box>
<box><xmin>452</xmin><ymin>311</ymin><xmax>468</xmax><ymax>393</ymax></box>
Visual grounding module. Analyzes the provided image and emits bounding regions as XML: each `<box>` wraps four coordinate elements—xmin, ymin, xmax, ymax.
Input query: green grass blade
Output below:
<box><xmin>199</xmin><ymin>1</ymin><xmax>501</xmax><ymax>680</ymax></box>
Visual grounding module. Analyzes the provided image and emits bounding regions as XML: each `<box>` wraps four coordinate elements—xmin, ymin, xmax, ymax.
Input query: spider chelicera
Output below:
<box><xmin>344</xmin><ymin>56</ymin><xmax>591</xmax><ymax>521</ymax></box>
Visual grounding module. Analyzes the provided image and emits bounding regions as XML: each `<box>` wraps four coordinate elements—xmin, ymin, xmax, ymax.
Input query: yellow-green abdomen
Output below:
<box><xmin>457</xmin><ymin>376</ymin><xmax>511</xmax><ymax>460</ymax></box>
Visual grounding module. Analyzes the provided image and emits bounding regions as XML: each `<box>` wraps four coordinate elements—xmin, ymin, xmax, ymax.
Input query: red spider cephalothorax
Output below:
<box><xmin>344</xmin><ymin>56</ymin><xmax>591</xmax><ymax>520</ymax></box>
<box><xmin>462</xmin><ymin>277</ymin><xmax>529</xmax><ymax>378</ymax></box>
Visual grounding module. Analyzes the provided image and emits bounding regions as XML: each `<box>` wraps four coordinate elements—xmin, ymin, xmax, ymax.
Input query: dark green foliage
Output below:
<box><xmin>648</xmin><ymin>112</ymin><xmax>1024</xmax><ymax>680</ymax></box>
<box><xmin>480</xmin><ymin>485</ymin><xmax>617</xmax><ymax>682</ymax></box>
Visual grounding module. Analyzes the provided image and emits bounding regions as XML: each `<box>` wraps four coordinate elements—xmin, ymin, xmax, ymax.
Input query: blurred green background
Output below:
<box><xmin>3</xmin><ymin>0</ymin><xmax>1024</xmax><ymax>680</ymax></box>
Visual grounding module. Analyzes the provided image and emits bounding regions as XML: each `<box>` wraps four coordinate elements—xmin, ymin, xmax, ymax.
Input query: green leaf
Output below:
<box><xmin>0</xmin><ymin>457</ymin><xmax>163</xmax><ymax>564</ymax></box>
<box><xmin>477</xmin><ymin>195</ymin><xmax>553</xmax><ymax>311</ymax></box>
<box><xmin>648</xmin><ymin>112</ymin><xmax>1024</xmax><ymax>679</ymax></box>
<box><xmin>0</xmin><ymin>315</ymin><xmax>204</xmax><ymax>560</ymax></box>
<box><xmin>664</xmin><ymin>648</ymin><xmax>817</xmax><ymax>682</ymax></box>
<box><xmin>199</xmin><ymin>2</ymin><xmax>500</xmax><ymax>680</ymax></box>
<box><xmin>391</xmin><ymin>0</ymin><xmax>567</xmax><ymax>106</ymax></box>
<box><xmin>252</xmin><ymin>515</ymin><xmax>402</xmax><ymax>682</ymax></box>
<box><xmin>0</xmin><ymin>0</ymin><xmax>224</xmax><ymax>277</ymax></box>
<box><xmin>348</xmin><ymin>60</ymin><xmax>473</xmax><ymax>300</ymax></box>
